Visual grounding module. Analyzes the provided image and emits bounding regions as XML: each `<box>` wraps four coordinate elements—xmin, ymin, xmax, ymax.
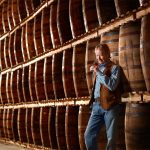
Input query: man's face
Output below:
<box><xmin>95</xmin><ymin>48</ymin><xmax>109</xmax><ymax>64</ymax></box>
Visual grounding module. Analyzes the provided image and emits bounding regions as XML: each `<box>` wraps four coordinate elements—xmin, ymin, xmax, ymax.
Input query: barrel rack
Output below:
<box><xmin>0</xmin><ymin>1</ymin><xmax>150</xmax><ymax>109</ymax></box>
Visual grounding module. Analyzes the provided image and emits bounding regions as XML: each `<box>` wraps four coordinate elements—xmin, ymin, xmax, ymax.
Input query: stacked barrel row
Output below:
<box><xmin>0</xmin><ymin>0</ymin><xmax>44</xmax><ymax>35</ymax></box>
<box><xmin>0</xmin><ymin>0</ymin><xmax>150</xmax><ymax>150</ymax></box>
<box><xmin>0</xmin><ymin>105</ymin><xmax>126</xmax><ymax>150</ymax></box>
<box><xmin>1</xmin><ymin>0</ymin><xmax>139</xmax><ymax>71</ymax></box>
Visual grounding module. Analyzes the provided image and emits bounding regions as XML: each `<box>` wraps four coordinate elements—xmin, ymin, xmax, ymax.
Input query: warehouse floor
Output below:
<box><xmin>0</xmin><ymin>142</ymin><xmax>27</xmax><ymax>150</ymax></box>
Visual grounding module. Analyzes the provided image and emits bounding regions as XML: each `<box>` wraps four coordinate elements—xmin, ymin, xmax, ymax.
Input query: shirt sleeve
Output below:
<box><xmin>96</xmin><ymin>65</ymin><xmax>120</xmax><ymax>91</ymax></box>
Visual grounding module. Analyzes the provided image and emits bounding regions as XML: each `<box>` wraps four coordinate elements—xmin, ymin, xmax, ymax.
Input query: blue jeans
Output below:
<box><xmin>84</xmin><ymin>102</ymin><xmax>120</xmax><ymax>150</ymax></box>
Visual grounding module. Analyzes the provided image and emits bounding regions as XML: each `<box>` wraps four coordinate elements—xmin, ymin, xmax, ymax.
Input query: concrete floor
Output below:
<box><xmin>0</xmin><ymin>142</ymin><xmax>27</xmax><ymax>150</ymax></box>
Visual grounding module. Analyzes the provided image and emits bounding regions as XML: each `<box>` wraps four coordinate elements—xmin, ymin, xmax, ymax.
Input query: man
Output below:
<box><xmin>84</xmin><ymin>44</ymin><xmax>121</xmax><ymax>150</ymax></box>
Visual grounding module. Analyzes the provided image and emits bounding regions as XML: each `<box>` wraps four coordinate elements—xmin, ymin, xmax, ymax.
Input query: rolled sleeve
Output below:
<box><xmin>97</xmin><ymin>65</ymin><xmax>120</xmax><ymax>91</ymax></box>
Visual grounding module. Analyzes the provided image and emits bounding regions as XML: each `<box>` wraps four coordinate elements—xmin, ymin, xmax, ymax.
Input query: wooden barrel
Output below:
<box><xmin>9</xmin><ymin>33</ymin><xmax>17</xmax><ymax>67</ymax></box>
<box><xmin>11</xmin><ymin>70</ymin><xmax>20</xmax><ymax>103</ymax></box>
<box><xmin>82</xmin><ymin>0</ymin><xmax>99</xmax><ymax>32</ymax></box>
<box><xmin>12</xmin><ymin>0</ymin><xmax>20</xmax><ymax>26</ymax></box>
<box><xmin>52</xmin><ymin>52</ymin><xmax>65</xmax><ymax>99</ymax></box>
<box><xmin>57</xmin><ymin>0</ymin><xmax>72</xmax><ymax>44</ymax></box>
<box><xmin>40</xmin><ymin>107</ymin><xmax>50</xmax><ymax>148</ymax></box>
<box><xmin>140</xmin><ymin>15</ymin><xmax>150</xmax><ymax>92</ymax></box>
<box><xmin>6</xmin><ymin>72</ymin><xmax>13</xmax><ymax>103</ymax></box>
<box><xmin>4</xmin><ymin>37</ymin><xmax>11</xmax><ymax>68</ymax></box>
<box><xmin>125</xmin><ymin>103</ymin><xmax>150</xmax><ymax>150</ymax></box>
<box><xmin>26</xmin><ymin>108</ymin><xmax>34</xmax><ymax>144</ymax></box>
<box><xmin>0</xmin><ymin>74</ymin><xmax>2</xmax><ymax>104</ymax></box>
<box><xmin>7</xmin><ymin>0</ymin><xmax>14</xmax><ymax>30</ymax></box>
<box><xmin>3</xmin><ymin>109</ymin><xmax>8</xmax><ymax>139</ymax></box>
<box><xmin>41</xmin><ymin>6</ymin><xmax>53</xmax><ymax>52</ymax></box>
<box><xmin>56</xmin><ymin>106</ymin><xmax>67</xmax><ymax>150</ymax></box>
<box><xmin>1</xmin><ymin>74</ymin><xmax>8</xmax><ymax>104</ymax></box>
<box><xmin>14</xmin><ymin>29</ymin><xmax>23</xmax><ymax>64</ymax></box>
<box><xmin>85</xmin><ymin>37</ymin><xmax>100</xmax><ymax>95</ymax></box>
<box><xmin>12</xmin><ymin>108</ymin><xmax>19</xmax><ymax>141</ymax></box>
<box><xmin>29</xmin><ymin>64</ymin><xmax>37</xmax><ymax>102</ymax></box>
<box><xmin>21</xmin><ymin>26</ymin><xmax>29</xmax><ymax>62</ymax></box>
<box><xmin>18</xmin><ymin>108</ymin><xmax>27</xmax><ymax>143</ymax></box>
<box><xmin>0</xmin><ymin>6</ymin><xmax>4</xmax><ymax>34</ymax></box>
<box><xmin>114</xmin><ymin>0</ymin><xmax>139</xmax><ymax>16</ymax></box>
<box><xmin>50</xmin><ymin>1</ymin><xmax>61</xmax><ymax>48</ymax></box>
<box><xmin>0</xmin><ymin>39</ymin><xmax>6</xmax><ymax>70</ymax></box>
<box><xmin>44</xmin><ymin>57</ymin><xmax>55</xmax><ymax>100</ymax></box>
<box><xmin>31</xmin><ymin>107</ymin><xmax>42</xmax><ymax>146</ymax></box>
<box><xmin>116</xmin><ymin>104</ymin><xmax>126</xmax><ymax>150</ymax></box>
<box><xmin>65</xmin><ymin>106</ymin><xmax>80</xmax><ymax>150</ymax></box>
<box><xmin>25</xmin><ymin>0</ymin><xmax>34</xmax><ymax>16</ymax></box>
<box><xmin>17</xmin><ymin>68</ymin><xmax>25</xmax><ymax>103</ymax></box>
<box><xmin>69</xmin><ymin>0</ymin><xmax>85</xmax><ymax>38</ymax></box>
<box><xmin>18</xmin><ymin>0</ymin><xmax>27</xmax><ymax>21</ymax></box>
<box><xmin>34</xmin><ymin>13</ymin><xmax>43</xmax><ymax>55</ymax></box>
<box><xmin>35</xmin><ymin>59</ymin><xmax>46</xmax><ymax>101</ymax></box>
<box><xmin>62</xmin><ymin>48</ymin><xmax>76</xmax><ymax>98</ymax></box>
<box><xmin>96</xmin><ymin>0</ymin><xmax>117</xmax><ymax>25</ymax></box>
<box><xmin>22</xmin><ymin>66</ymin><xmax>32</xmax><ymax>102</ymax></box>
<box><xmin>73</xmin><ymin>43</ymin><xmax>89</xmax><ymax>97</ymax></box>
<box><xmin>6</xmin><ymin>109</ymin><xmax>13</xmax><ymax>140</ymax></box>
<box><xmin>26</xmin><ymin>20</ymin><xmax>37</xmax><ymax>59</ymax></box>
<box><xmin>2</xmin><ymin>1</ymin><xmax>9</xmax><ymax>33</ymax></box>
<box><xmin>49</xmin><ymin>107</ymin><xmax>58</xmax><ymax>149</ymax></box>
<box><xmin>119</xmin><ymin>21</ymin><xmax>146</xmax><ymax>93</ymax></box>
<box><xmin>78</xmin><ymin>105</ymin><xmax>107</xmax><ymax>150</ymax></box>
<box><xmin>0</xmin><ymin>109</ymin><xmax>5</xmax><ymax>138</ymax></box>
<box><xmin>101</xmin><ymin>28</ymin><xmax>119</xmax><ymax>64</ymax></box>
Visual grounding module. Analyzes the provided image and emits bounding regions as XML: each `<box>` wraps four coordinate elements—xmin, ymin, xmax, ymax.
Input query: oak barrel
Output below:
<box><xmin>96</xmin><ymin>0</ymin><xmax>117</xmax><ymax>25</ymax></box>
<box><xmin>18</xmin><ymin>108</ymin><xmax>27</xmax><ymax>143</ymax></box>
<box><xmin>49</xmin><ymin>107</ymin><xmax>58</xmax><ymax>149</ymax></box>
<box><xmin>29</xmin><ymin>64</ymin><xmax>37</xmax><ymax>102</ymax></box>
<box><xmin>44</xmin><ymin>57</ymin><xmax>55</xmax><ymax>100</ymax></box>
<box><xmin>1</xmin><ymin>74</ymin><xmax>8</xmax><ymax>104</ymax></box>
<box><xmin>73</xmin><ymin>43</ymin><xmax>89</xmax><ymax>97</ymax></box>
<box><xmin>119</xmin><ymin>21</ymin><xmax>146</xmax><ymax>93</ymax></box>
<box><xmin>31</xmin><ymin>107</ymin><xmax>42</xmax><ymax>146</ymax></box>
<box><xmin>40</xmin><ymin>107</ymin><xmax>50</xmax><ymax>148</ymax></box>
<box><xmin>41</xmin><ymin>7</ymin><xmax>53</xmax><ymax>51</ymax></box>
<box><xmin>52</xmin><ymin>52</ymin><xmax>65</xmax><ymax>99</ymax></box>
<box><xmin>34</xmin><ymin>13</ymin><xmax>43</xmax><ymax>55</ymax></box>
<box><xmin>4</xmin><ymin>37</ymin><xmax>11</xmax><ymax>68</ymax></box>
<box><xmin>12</xmin><ymin>108</ymin><xmax>19</xmax><ymax>141</ymax></box>
<box><xmin>22</xmin><ymin>66</ymin><xmax>32</xmax><ymax>102</ymax></box>
<box><xmin>3</xmin><ymin>109</ymin><xmax>8</xmax><ymax>138</ymax></box>
<box><xmin>140</xmin><ymin>14</ymin><xmax>150</xmax><ymax>91</ymax></box>
<box><xmin>7</xmin><ymin>109</ymin><xmax>13</xmax><ymax>140</ymax></box>
<box><xmin>82</xmin><ymin>0</ymin><xmax>99</xmax><ymax>32</ymax></box>
<box><xmin>62</xmin><ymin>49</ymin><xmax>76</xmax><ymax>98</ymax></box>
<box><xmin>50</xmin><ymin>1</ymin><xmax>61</xmax><ymax>48</ymax></box>
<box><xmin>25</xmin><ymin>0</ymin><xmax>34</xmax><ymax>16</ymax></box>
<box><xmin>57</xmin><ymin>0</ymin><xmax>72</xmax><ymax>44</ymax></box>
<box><xmin>69</xmin><ymin>0</ymin><xmax>85</xmax><ymax>38</ymax></box>
<box><xmin>114</xmin><ymin>0</ymin><xmax>139</xmax><ymax>16</ymax></box>
<box><xmin>18</xmin><ymin>0</ymin><xmax>27</xmax><ymax>21</ymax></box>
<box><xmin>26</xmin><ymin>20</ymin><xmax>37</xmax><ymax>59</ymax></box>
<box><xmin>0</xmin><ymin>39</ymin><xmax>6</xmax><ymax>70</ymax></box>
<box><xmin>125</xmin><ymin>103</ymin><xmax>150</xmax><ymax>150</ymax></box>
<box><xmin>14</xmin><ymin>29</ymin><xmax>23</xmax><ymax>64</ymax></box>
<box><xmin>56</xmin><ymin>106</ymin><xmax>67</xmax><ymax>150</ymax></box>
<box><xmin>0</xmin><ymin>109</ymin><xmax>5</xmax><ymax>138</ymax></box>
<box><xmin>26</xmin><ymin>108</ymin><xmax>34</xmax><ymax>144</ymax></box>
<box><xmin>65</xmin><ymin>106</ymin><xmax>80</xmax><ymax>150</ymax></box>
<box><xmin>35</xmin><ymin>59</ymin><xmax>46</xmax><ymax>101</ymax></box>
